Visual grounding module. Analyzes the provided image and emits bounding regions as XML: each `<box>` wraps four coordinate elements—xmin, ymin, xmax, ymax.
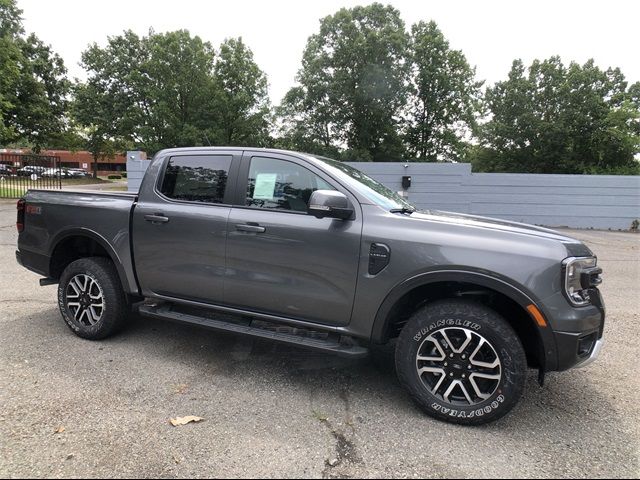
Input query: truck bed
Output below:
<box><xmin>17</xmin><ymin>189</ymin><xmax>140</xmax><ymax>294</ymax></box>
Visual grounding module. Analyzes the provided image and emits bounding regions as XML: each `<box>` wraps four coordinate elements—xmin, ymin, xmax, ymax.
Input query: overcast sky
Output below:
<box><xmin>19</xmin><ymin>0</ymin><xmax>640</xmax><ymax>104</ymax></box>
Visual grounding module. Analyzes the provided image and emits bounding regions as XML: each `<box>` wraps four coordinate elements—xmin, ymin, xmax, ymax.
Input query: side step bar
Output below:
<box><xmin>138</xmin><ymin>304</ymin><xmax>369</xmax><ymax>358</ymax></box>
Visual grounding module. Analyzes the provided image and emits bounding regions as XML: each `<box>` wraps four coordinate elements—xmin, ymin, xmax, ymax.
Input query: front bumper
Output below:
<box><xmin>554</xmin><ymin>329</ymin><xmax>604</xmax><ymax>371</ymax></box>
<box><xmin>575</xmin><ymin>339</ymin><xmax>604</xmax><ymax>369</ymax></box>
<box><xmin>543</xmin><ymin>288</ymin><xmax>605</xmax><ymax>371</ymax></box>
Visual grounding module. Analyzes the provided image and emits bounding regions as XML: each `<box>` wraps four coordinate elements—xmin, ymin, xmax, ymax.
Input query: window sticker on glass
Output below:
<box><xmin>253</xmin><ymin>173</ymin><xmax>278</xmax><ymax>200</ymax></box>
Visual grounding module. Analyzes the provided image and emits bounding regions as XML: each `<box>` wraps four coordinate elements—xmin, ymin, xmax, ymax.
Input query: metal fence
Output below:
<box><xmin>348</xmin><ymin>162</ymin><xmax>640</xmax><ymax>230</ymax></box>
<box><xmin>0</xmin><ymin>153</ymin><xmax>63</xmax><ymax>198</ymax></box>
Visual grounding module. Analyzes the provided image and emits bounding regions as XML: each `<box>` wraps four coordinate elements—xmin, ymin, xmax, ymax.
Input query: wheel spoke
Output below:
<box><xmin>468</xmin><ymin>373</ymin><xmax>501</xmax><ymax>401</ymax></box>
<box><xmin>417</xmin><ymin>366</ymin><xmax>446</xmax><ymax>376</ymax></box>
<box><xmin>431</xmin><ymin>372</ymin><xmax>447</xmax><ymax>395</ymax></box>
<box><xmin>469</xmin><ymin>338</ymin><xmax>500</xmax><ymax>369</ymax></box>
<box><xmin>67</xmin><ymin>281</ymin><xmax>81</xmax><ymax>298</ymax></box>
<box><xmin>73</xmin><ymin>276</ymin><xmax>85</xmax><ymax>293</ymax></box>
<box><xmin>458</xmin><ymin>381</ymin><xmax>473</xmax><ymax>404</ymax></box>
<box><xmin>88</xmin><ymin>306</ymin><xmax>101</xmax><ymax>324</ymax></box>
<box><xmin>67</xmin><ymin>282</ymin><xmax>81</xmax><ymax>298</ymax></box>
<box><xmin>469</xmin><ymin>372</ymin><xmax>501</xmax><ymax>381</ymax></box>
<box><xmin>443</xmin><ymin>380</ymin><xmax>473</xmax><ymax>404</ymax></box>
<box><xmin>417</xmin><ymin>339</ymin><xmax>446</xmax><ymax>362</ymax></box>
<box><xmin>441</xmin><ymin>328</ymin><xmax>472</xmax><ymax>354</ymax></box>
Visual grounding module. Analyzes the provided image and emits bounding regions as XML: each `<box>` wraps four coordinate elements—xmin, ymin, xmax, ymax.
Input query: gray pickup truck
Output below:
<box><xmin>15</xmin><ymin>147</ymin><xmax>605</xmax><ymax>425</ymax></box>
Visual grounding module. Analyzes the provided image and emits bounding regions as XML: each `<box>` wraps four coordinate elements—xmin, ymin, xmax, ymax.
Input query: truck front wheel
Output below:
<box><xmin>395</xmin><ymin>299</ymin><xmax>527</xmax><ymax>425</ymax></box>
<box><xmin>58</xmin><ymin>257</ymin><xmax>128</xmax><ymax>340</ymax></box>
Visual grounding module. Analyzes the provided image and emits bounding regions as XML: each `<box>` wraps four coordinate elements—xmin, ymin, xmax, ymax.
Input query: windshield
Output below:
<box><xmin>312</xmin><ymin>156</ymin><xmax>415</xmax><ymax>211</ymax></box>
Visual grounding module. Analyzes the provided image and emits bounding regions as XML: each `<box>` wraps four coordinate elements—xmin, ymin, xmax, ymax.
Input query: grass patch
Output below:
<box><xmin>0</xmin><ymin>186</ymin><xmax>27</xmax><ymax>198</ymax></box>
<box><xmin>62</xmin><ymin>177</ymin><xmax>111</xmax><ymax>185</ymax></box>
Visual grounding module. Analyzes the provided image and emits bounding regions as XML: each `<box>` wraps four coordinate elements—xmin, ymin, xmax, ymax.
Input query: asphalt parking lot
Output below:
<box><xmin>0</xmin><ymin>198</ymin><xmax>638</xmax><ymax>478</ymax></box>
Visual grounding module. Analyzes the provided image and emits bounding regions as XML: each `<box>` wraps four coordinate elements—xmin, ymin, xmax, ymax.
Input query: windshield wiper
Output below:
<box><xmin>390</xmin><ymin>207</ymin><xmax>416</xmax><ymax>215</ymax></box>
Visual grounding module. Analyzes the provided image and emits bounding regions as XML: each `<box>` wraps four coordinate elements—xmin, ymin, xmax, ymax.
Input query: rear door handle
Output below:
<box><xmin>235</xmin><ymin>223</ymin><xmax>266</xmax><ymax>233</ymax></box>
<box><xmin>144</xmin><ymin>214</ymin><xmax>170</xmax><ymax>224</ymax></box>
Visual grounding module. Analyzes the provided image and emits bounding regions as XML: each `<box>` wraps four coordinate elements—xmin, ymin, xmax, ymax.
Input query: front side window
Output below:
<box><xmin>160</xmin><ymin>155</ymin><xmax>232</xmax><ymax>204</ymax></box>
<box><xmin>246</xmin><ymin>157</ymin><xmax>335</xmax><ymax>212</ymax></box>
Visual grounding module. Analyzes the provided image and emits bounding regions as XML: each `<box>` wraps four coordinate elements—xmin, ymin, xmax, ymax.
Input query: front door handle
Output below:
<box><xmin>235</xmin><ymin>223</ymin><xmax>266</xmax><ymax>233</ymax></box>
<box><xmin>144</xmin><ymin>214</ymin><xmax>170</xmax><ymax>224</ymax></box>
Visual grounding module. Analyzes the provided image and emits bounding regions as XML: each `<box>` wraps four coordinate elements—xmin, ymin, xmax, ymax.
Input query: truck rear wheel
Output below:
<box><xmin>395</xmin><ymin>299</ymin><xmax>527</xmax><ymax>425</ymax></box>
<box><xmin>57</xmin><ymin>257</ymin><xmax>128</xmax><ymax>340</ymax></box>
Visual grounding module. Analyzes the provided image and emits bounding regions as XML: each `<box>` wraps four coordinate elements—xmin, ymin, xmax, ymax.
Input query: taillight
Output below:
<box><xmin>16</xmin><ymin>198</ymin><xmax>25</xmax><ymax>233</ymax></box>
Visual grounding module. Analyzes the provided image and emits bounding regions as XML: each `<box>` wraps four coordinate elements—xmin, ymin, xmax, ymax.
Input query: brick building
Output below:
<box><xmin>43</xmin><ymin>150</ymin><xmax>128</xmax><ymax>175</ymax></box>
<box><xmin>0</xmin><ymin>149</ymin><xmax>136</xmax><ymax>176</ymax></box>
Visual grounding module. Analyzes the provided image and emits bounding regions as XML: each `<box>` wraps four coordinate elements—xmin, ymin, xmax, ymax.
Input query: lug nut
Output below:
<box><xmin>468</xmin><ymin>365</ymin><xmax>472</xmax><ymax>370</ymax></box>
<box><xmin>462</xmin><ymin>374</ymin><xmax>466</xmax><ymax>379</ymax></box>
<box><xmin>444</xmin><ymin>362</ymin><xmax>448</xmax><ymax>367</ymax></box>
<box><xmin>461</xmin><ymin>355</ymin><xmax>466</xmax><ymax>359</ymax></box>
<box><xmin>449</xmin><ymin>373</ymin><xmax>454</xmax><ymax>377</ymax></box>
<box><xmin>450</xmin><ymin>354</ymin><xmax>454</xmax><ymax>358</ymax></box>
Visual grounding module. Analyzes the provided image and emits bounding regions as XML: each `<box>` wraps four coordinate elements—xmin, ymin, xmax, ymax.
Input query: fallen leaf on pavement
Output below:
<box><xmin>54</xmin><ymin>426</ymin><xmax>65</xmax><ymax>434</ymax></box>
<box><xmin>170</xmin><ymin>416</ymin><xmax>204</xmax><ymax>427</ymax></box>
<box><xmin>173</xmin><ymin>384</ymin><xmax>188</xmax><ymax>394</ymax></box>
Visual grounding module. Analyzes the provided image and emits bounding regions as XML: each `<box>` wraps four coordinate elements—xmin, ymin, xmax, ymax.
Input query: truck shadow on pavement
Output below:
<box><xmin>7</xmin><ymin>306</ymin><xmax>637</xmax><ymax>478</ymax></box>
<box><xmin>37</xmin><ymin>311</ymin><xmax>626</xmax><ymax>424</ymax></box>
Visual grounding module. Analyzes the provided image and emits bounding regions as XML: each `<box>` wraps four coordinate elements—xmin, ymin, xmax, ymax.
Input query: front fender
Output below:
<box><xmin>370</xmin><ymin>267</ymin><xmax>559</xmax><ymax>371</ymax></box>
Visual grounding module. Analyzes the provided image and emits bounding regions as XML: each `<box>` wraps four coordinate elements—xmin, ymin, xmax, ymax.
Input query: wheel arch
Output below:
<box><xmin>371</xmin><ymin>268</ymin><xmax>558</xmax><ymax>371</ymax></box>
<box><xmin>48</xmin><ymin>228</ymin><xmax>134</xmax><ymax>294</ymax></box>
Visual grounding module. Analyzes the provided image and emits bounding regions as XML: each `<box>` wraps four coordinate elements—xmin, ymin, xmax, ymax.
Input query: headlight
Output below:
<box><xmin>563</xmin><ymin>257</ymin><xmax>602</xmax><ymax>306</ymax></box>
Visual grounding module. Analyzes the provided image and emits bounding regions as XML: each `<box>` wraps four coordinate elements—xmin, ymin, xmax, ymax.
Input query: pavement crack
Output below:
<box><xmin>314</xmin><ymin>387</ymin><xmax>362</xmax><ymax>479</ymax></box>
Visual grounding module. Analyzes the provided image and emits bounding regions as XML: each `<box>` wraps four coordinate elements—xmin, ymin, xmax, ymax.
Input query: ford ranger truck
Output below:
<box><xmin>15</xmin><ymin>147</ymin><xmax>605</xmax><ymax>425</ymax></box>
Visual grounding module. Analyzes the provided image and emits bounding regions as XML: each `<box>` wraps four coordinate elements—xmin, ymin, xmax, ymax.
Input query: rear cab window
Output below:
<box><xmin>160</xmin><ymin>155</ymin><xmax>232</xmax><ymax>204</ymax></box>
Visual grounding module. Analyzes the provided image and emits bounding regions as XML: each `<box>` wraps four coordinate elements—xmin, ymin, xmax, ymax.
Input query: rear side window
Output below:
<box><xmin>160</xmin><ymin>155</ymin><xmax>232</xmax><ymax>204</ymax></box>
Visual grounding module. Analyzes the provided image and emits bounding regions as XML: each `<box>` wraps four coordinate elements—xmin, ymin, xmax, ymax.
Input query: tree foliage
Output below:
<box><xmin>0</xmin><ymin>0</ymin><xmax>70</xmax><ymax>150</ymax></box>
<box><xmin>473</xmin><ymin>57</ymin><xmax>640</xmax><ymax>174</ymax></box>
<box><xmin>212</xmin><ymin>38</ymin><xmax>271</xmax><ymax>146</ymax></box>
<box><xmin>74</xmin><ymin>30</ymin><xmax>271</xmax><ymax>159</ymax></box>
<box><xmin>279</xmin><ymin>3</ymin><xmax>410</xmax><ymax>161</ymax></box>
<box><xmin>0</xmin><ymin>1</ymin><xmax>638</xmax><ymax>175</ymax></box>
<box><xmin>405</xmin><ymin>21</ymin><xmax>482</xmax><ymax>161</ymax></box>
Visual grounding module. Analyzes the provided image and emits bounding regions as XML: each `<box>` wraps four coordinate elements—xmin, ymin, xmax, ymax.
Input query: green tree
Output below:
<box><xmin>279</xmin><ymin>3</ymin><xmax>410</xmax><ymax>161</ymax></box>
<box><xmin>476</xmin><ymin>57</ymin><xmax>640</xmax><ymax>174</ymax></box>
<box><xmin>405</xmin><ymin>21</ymin><xmax>482</xmax><ymax>162</ymax></box>
<box><xmin>211</xmin><ymin>37</ymin><xmax>271</xmax><ymax>146</ymax></box>
<box><xmin>74</xmin><ymin>30</ymin><xmax>272</xmax><ymax>160</ymax></box>
<box><xmin>0</xmin><ymin>0</ymin><xmax>70</xmax><ymax>150</ymax></box>
<box><xmin>142</xmin><ymin>30</ymin><xmax>217</xmax><ymax>151</ymax></box>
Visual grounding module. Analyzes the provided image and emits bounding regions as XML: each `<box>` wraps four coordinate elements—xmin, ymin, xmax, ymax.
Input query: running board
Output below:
<box><xmin>138</xmin><ymin>304</ymin><xmax>369</xmax><ymax>358</ymax></box>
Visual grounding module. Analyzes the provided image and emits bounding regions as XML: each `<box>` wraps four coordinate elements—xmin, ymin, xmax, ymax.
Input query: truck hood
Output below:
<box><xmin>410</xmin><ymin>209</ymin><xmax>592</xmax><ymax>256</ymax></box>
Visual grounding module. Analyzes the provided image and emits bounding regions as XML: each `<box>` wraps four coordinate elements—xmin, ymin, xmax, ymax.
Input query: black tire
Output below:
<box><xmin>395</xmin><ymin>299</ymin><xmax>527</xmax><ymax>426</ymax></box>
<box><xmin>57</xmin><ymin>257</ymin><xmax>128</xmax><ymax>340</ymax></box>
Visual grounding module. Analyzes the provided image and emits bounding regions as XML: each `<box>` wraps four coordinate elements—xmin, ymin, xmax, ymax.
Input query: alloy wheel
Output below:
<box><xmin>416</xmin><ymin>327</ymin><xmax>502</xmax><ymax>406</ymax></box>
<box><xmin>65</xmin><ymin>274</ymin><xmax>105</xmax><ymax>326</ymax></box>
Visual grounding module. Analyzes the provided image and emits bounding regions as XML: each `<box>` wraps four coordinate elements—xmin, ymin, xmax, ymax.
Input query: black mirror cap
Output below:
<box><xmin>308</xmin><ymin>190</ymin><xmax>354</xmax><ymax>220</ymax></box>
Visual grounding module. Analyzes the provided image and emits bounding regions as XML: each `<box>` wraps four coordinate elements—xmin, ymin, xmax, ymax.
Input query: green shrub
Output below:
<box><xmin>108</xmin><ymin>175</ymin><xmax>122</xmax><ymax>180</ymax></box>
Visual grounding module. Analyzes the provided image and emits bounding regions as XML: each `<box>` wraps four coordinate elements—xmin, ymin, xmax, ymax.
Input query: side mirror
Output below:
<box><xmin>308</xmin><ymin>190</ymin><xmax>354</xmax><ymax>220</ymax></box>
